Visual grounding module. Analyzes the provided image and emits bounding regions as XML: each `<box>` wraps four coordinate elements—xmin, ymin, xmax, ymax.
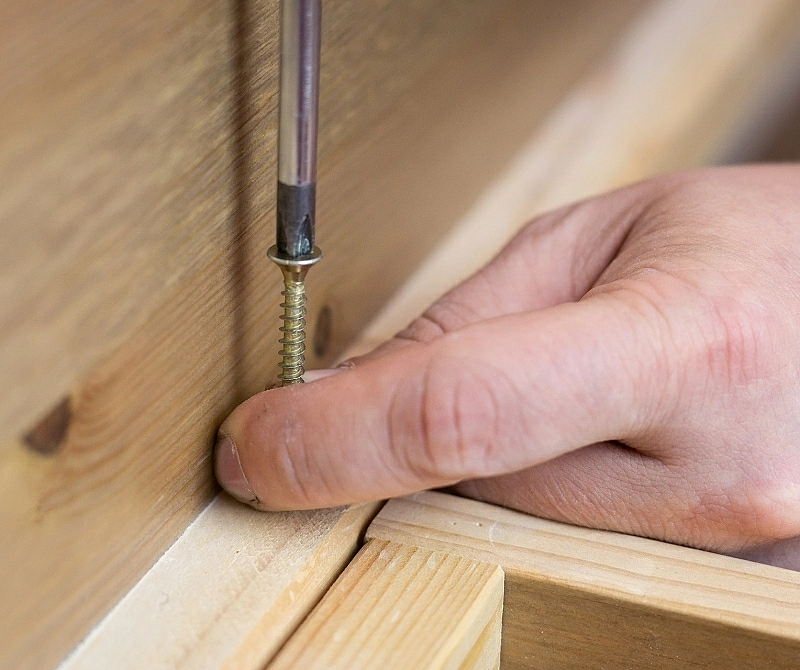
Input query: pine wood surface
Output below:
<box><xmin>0</xmin><ymin>2</ymin><xmax>649</xmax><ymax>668</ymax></box>
<box><xmin>267</xmin><ymin>539</ymin><xmax>504</xmax><ymax>670</ymax></box>
<box><xmin>367</xmin><ymin>492</ymin><xmax>800</xmax><ymax>669</ymax></box>
<box><xmin>60</xmin><ymin>499</ymin><xmax>381</xmax><ymax>670</ymax></box>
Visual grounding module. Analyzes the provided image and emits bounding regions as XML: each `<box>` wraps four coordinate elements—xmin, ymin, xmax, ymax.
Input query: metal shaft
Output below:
<box><xmin>276</xmin><ymin>0</ymin><xmax>321</xmax><ymax>258</ymax></box>
<box><xmin>269</xmin><ymin>0</ymin><xmax>322</xmax><ymax>386</ymax></box>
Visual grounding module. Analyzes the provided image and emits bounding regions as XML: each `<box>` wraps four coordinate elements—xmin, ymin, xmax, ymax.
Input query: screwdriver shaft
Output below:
<box><xmin>269</xmin><ymin>0</ymin><xmax>323</xmax><ymax>386</ymax></box>
<box><xmin>276</xmin><ymin>0</ymin><xmax>321</xmax><ymax>258</ymax></box>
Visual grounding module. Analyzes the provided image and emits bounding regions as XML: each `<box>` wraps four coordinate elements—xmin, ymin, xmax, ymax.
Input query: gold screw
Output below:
<box><xmin>268</xmin><ymin>245</ymin><xmax>322</xmax><ymax>387</ymax></box>
<box><xmin>277</xmin><ymin>267</ymin><xmax>308</xmax><ymax>385</ymax></box>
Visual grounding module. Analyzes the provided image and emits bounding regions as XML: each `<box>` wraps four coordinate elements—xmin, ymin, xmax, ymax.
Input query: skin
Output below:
<box><xmin>216</xmin><ymin>165</ymin><xmax>800</xmax><ymax>570</ymax></box>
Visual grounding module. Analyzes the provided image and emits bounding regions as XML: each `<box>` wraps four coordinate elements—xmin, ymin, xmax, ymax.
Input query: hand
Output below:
<box><xmin>216</xmin><ymin>165</ymin><xmax>800</xmax><ymax>569</ymax></box>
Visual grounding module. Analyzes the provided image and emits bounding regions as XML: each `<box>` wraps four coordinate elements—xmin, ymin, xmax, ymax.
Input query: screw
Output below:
<box><xmin>277</xmin><ymin>267</ymin><xmax>307</xmax><ymax>385</ymax></box>
<box><xmin>268</xmin><ymin>245</ymin><xmax>322</xmax><ymax>387</ymax></box>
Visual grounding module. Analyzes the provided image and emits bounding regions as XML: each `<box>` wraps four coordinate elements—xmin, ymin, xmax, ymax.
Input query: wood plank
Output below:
<box><xmin>0</xmin><ymin>0</ymin><xmax>492</xmax><ymax>443</ymax></box>
<box><xmin>59</xmin><ymin>499</ymin><xmax>380</xmax><ymax>670</ymax></box>
<box><xmin>367</xmin><ymin>492</ymin><xmax>800</xmax><ymax>669</ymax></box>
<box><xmin>0</xmin><ymin>2</ymin><xmax>652</xmax><ymax>668</ymax></box>
<box><xmin>268</xmin><ymin>539</ymin><xmax>504</xmax><ymax>670</ymax></box>
<box><xmin>0</xmin><ymin>0</ymin><xmax>646</xmax><ymax>444</ymax></box>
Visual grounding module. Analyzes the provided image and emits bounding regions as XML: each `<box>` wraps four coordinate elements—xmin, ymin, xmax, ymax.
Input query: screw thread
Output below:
<box><xmin>278</xmin><ymin>275</ymin><xmax>307</xmax><ymax>386</ymax></box>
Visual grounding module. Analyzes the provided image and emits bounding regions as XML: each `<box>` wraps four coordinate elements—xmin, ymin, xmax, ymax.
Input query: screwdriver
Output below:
<box><xmin>267</xmin><ymin>0</ymin><xmax>322</xmax><ymax>386</ymax></box>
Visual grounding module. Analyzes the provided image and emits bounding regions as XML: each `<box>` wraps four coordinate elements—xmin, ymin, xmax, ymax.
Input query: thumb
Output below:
<box><xmin>215</xmin><ymin>283</ymin><xmax>682</xmax><ymax>511</ymax></box>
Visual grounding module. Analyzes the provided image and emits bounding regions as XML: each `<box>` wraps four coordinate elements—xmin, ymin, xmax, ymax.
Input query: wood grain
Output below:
<box><xmin>0</xmin><ymin>2</ymin><xmax>650</xmax><ymax>668</ymax></box>
<box><xmin>268</xmin><ymin>539</ymin><xmax>504</xmax><ymax>670</ymax></box>
<box><xmin>0</xmin><ymin>0</ymin><xmax>490</xmax><ymax>443</ymax></box>
<box><xmin>0</xmin><ymin>0</ymin><xmax>645</xmax><ymax>445</ymax></box>
<box><xmin>59</xmin><ymin>499</ymin><xmax>381</xmax><ymax>670</ymax></box>
<box><xmin>368</xmin><ymin>492</ymin><xmax>800</xmax><ymax>669</ymax></box>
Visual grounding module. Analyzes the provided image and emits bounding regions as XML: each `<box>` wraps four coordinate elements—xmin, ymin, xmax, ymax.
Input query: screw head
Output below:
<box><xmin>267</xmin><ymin>245</ymin><xmax>322</xmax><ymax>268</ymax></box>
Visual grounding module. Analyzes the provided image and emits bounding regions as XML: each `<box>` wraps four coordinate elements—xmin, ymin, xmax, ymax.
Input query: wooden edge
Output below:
<box><xmin>367</xmin><ymin>492</ymin><xmax>800</xmax><ymax>669</ymax></box>
<box><xmin>267</xmin><ymin>538</ymin><xmax>504</xmax><ymax>670</ymax></box>
<box><xmin>59</xmin><ymin>497</ymin><xmax>381</xmax><ymax>670</ymax></box>
<box><xmin>459</xmin><ymin>599</ymin><xmax>503</xmax><ymax>670</ymax></box>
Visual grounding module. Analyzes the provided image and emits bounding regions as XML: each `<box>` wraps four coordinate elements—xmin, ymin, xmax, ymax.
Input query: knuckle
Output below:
<box><xmin>410</xmin><ymin>353</ymin><xmax>504</xmax><ymax>481</ymax></box>
<box><xmin>395</xmin><ymin>297</ymin><xmax>486</xmax><ymax>345</ymax></box>
<box><xmin>270</xmin><ymin>433</ymin><xmax>317</xmax><ymax>508</ymax></box>
<box><xmin>686</xmin><ymin>464</ymin><xmax>800</xmax><ymax>548</ymax></box>
<box><xmin>701</xmin><ymin>297</ymin><xmax>780</xmax><ymax>387</ymax></box>
<box><xmin>589</xmin><ymin>271</ymin><xmax>781</xmax><ymax>428</ymax></box>
<box><xmin>739</xmin><ymin>471</ymin><xmax>800</xmax><ymax>541</ymax></box>
<box><xmin>255</xmin><ymin>405</ymin><xmax>334</xmax><ymax>510</ymax></box>
<box><xmin>395</xmin><ymin>313</ymin><xmax>447</xmax><ymax>344</ymax></box>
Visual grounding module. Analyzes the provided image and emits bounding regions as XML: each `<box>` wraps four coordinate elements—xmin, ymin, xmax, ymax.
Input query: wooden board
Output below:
<box><xmin>60</xmin><ymin>499</ymin><xmax>380</xmax><ymax>670</ymax></box>
<box><xmin>367</xmin><ymin>492</ymin><xmax>800</xmax><ymax>669</ymax></box>
<box><xmin>0</xmin><ymin>2</ymin><xmax>650</xmax><ymax>668</ymax></box>
<box><xmin>0</xmin><ymin>0</ymin><xmax>492</xmax><ymax>443</ymax></box>
<box><xmin>0</xmin><ymin>0</ymin><xmax>648</xmax><ymax>442</ymax></box>
<box><xmin>268</xmin><ymin>539</ymin><xmax>504</xmax><ymax>670</ymax></box>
